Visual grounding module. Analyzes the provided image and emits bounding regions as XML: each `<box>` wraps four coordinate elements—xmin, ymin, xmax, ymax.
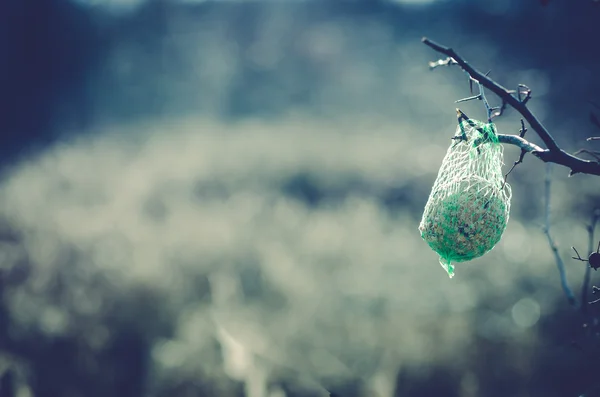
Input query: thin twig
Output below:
<box><xmin>490</xmin><ymin>100</ymin><xmax>508</xmax><ymax>120</ymax></box>
<box><xmin>574</xmin><ymin>149</ymin><xmax>600</xmax><ymax>162</ymax></box>
<box><xmin>582</xmin><ymin>210</ymin><xmax>600</xmax><ymax>310</ymax></box>
<box><xmin>422</xmin><ymin>37</ymin><xmax>600</xmax><ymax>177</ymax></box>
<box><xmin>428</xmin><ymin>57</ymin><xmax>457</xmax><ymax>69</ymax></box>
<box><xmin>496</xmin><ymin>134</ymin><xmax>544</xmax><ymax>153</ymax></box>
<box><xmin>543</xmin><ymin>163</ymin><xmax>577</xmax><ymax>306</ymax></box>
<box><xmin>518</xmin><ymin>84</ymin><xmax>532</xmax><ymax>105</ymax></box>
<box><xmin>572</xmin><ymin>246</ymin><xmax>586</xmax><ymax>262</ymax></box>
<box><xmin>503</xmin><ymin>119</ymin><xmax>528</xmax><ymax>186</ymax></box>
<box><xmin>455</xmin><ymin>94</ymin><xmax>481</xmax><ymax>104</ymax></box>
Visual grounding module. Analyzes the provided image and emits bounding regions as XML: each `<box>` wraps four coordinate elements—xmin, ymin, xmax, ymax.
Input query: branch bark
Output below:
<box><xmin>422</xmin><ymin>37</ymin><xmax>600</xmax><ymax>177</ymax></box>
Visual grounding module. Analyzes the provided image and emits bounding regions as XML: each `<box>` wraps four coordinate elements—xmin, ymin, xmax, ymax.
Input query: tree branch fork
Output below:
<box><xmin>422</xmin><ymin>37</ymin><xmax>600</xmax><ymax>177</ymax></box>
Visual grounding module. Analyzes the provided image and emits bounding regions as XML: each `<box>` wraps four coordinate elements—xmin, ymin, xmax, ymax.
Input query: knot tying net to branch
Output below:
<box><xmin>419</xmin><ymin>117</ymin><xmax>512</xmax><ymax>278</ymax></box>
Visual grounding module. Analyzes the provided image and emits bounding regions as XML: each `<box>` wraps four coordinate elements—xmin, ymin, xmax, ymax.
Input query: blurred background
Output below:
<box><xmin>1</xmin><ymin>0</ymin><xmax>600</xmax><ymax>396</ymax></box>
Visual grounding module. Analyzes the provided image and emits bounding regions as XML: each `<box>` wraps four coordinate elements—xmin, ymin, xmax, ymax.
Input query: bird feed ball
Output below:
<box><xmin>419</xmin><ymin>117</ymin><xmax>512</xmax><ymax>278</ymax></box>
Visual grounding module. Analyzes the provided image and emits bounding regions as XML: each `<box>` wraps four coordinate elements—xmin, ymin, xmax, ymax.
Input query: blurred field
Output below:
<box><xmin>1</xmin><ymin>1</ymin><xmax>600</xmax><ymax>396</ymax></box>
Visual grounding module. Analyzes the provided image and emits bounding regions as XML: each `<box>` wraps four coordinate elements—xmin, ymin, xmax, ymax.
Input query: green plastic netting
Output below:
<box><xmin>419</xmin><ymin>117</ymin><xmax>512</xmax><ymax>278</ymax></box>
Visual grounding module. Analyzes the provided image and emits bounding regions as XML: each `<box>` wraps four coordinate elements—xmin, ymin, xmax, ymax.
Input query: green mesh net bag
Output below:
<box><xmin>419</xmin><ymin>117</ymin><xmax>512</xmax><ymax>278</ymax></box>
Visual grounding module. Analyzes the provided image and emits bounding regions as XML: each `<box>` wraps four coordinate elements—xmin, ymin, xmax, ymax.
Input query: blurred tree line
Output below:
<box><xmin>1</xmin><ymin>1</ymin><xmax>600</xmax><ymax>397</ymax></box>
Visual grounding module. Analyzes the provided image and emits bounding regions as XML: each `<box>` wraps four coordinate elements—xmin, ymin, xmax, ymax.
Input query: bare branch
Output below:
<box><xmin>543</xmin><ymin>163</ymin><xmax>577</xmax><ymax>307</ymax></box>
<box><xmin>422</xmin><ymin>37</ymin><xmax>600</xmax><ymax>177</ymax></box>
<box><xmin>454</xmin><ymin>109</ymin><xmax>544</xmax><ymax>157</ymax></box>
<box><xmin>582</xmin><ymin>210</ymin><xmax>600</xmax><ymax>311</ymax></box>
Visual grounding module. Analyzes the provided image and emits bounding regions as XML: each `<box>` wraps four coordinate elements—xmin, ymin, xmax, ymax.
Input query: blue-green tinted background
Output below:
<box><xmin>1</xmin><ymin>1</ymin><xmax>599</xmax><ymax>396</ymax></box>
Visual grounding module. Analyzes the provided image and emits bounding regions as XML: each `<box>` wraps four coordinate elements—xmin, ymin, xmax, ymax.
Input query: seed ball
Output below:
<box><xmin>419</xmin><ymin>183</ymin><xmax>509</xmax><ymax>263</ymax></box>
